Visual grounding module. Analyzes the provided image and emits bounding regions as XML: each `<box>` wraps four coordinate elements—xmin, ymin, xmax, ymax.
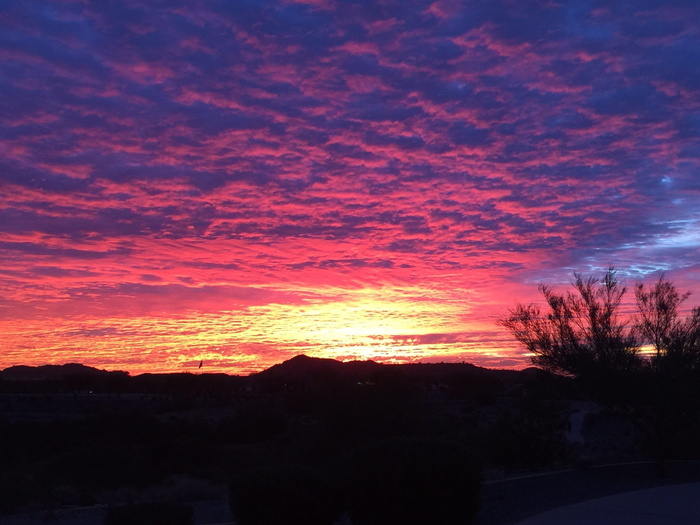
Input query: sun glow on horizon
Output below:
<box><xmin>0</xmin><ymin>285</ymin><xmax>526</xmax><ymax>375</ymax></box>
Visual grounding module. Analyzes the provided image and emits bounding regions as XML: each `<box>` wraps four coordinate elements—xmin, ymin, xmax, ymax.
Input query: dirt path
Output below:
<box><xmin>477</xmin><ymin>461</ymin><xmax>700</xmax><ymax>525</ymax></box>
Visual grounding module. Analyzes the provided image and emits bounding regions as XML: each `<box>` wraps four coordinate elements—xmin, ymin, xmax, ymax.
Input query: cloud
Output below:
<box><xmin>1</xmin><ymin>0</ymin><xmax>699</xmax><ymax>373</ymax></box>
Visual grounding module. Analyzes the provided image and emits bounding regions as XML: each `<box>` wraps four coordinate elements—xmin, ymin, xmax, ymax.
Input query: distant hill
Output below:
<box><xmin>256</xmin><ymin>354</ymin><xmax>383</xmax><ymax>380</ymax></box>
<box><xmin>0</xmin><ymin>356</ymin><xmax>524</xmax><ymax>382</ymax></box>
<box><xmin>0</xmin><ymin>363</ymin><xmax>113</xmax><ymax>381</ymax></box>
<box><xmin>252</xmin><ymin>355</ymin><xmax>541</xmax><ymax>394</ymax></box>
<box><xmin>0</xmin><ymin>356</ymin><xmax>571</xmax><ymax>396</ymax></box>
<box><xmin>0</xmin><ymin>355</ymin><xmax>576</xmax><ymax>402</ymax></box>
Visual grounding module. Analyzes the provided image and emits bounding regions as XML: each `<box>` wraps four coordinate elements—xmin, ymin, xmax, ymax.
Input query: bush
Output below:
<box><xmin>217</xmin><ymin>403</ymin><xmax>288</xmax><ymax>443</ymax></box>
<box><xmin>229</xmin><ymin>463</ymin><xmax>343</xmax><ymax>525</ymax></box>
<box><xmin>0</xmin><ymin>470</ymin><xmax>41</xmax><ymax>514</ymax></box>
<box><xmin>104</xmin><ymin>501</ymin><xmax>193</xmax><ymax>525</ymax></box>
<box><xmin>345</xmin><ymin>437</ymin><xmax>482</xmax><ymax>525</ymax></box>
<box><xmin>484</xmin><ymin>404</ymin><xmax>566</xmax><ymax>469</ymax></box>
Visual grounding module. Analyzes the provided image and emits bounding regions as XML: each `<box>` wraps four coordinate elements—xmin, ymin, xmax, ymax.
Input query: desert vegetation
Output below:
<box><xmin>500</xmin><ymin>268</ymin><xmax>700</xmax><ymax>473</ymax></box>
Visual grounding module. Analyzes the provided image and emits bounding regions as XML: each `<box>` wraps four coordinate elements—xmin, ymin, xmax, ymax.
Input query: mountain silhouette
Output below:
<box><xmin>256</xmin><ymin>354</ymin><xmax>383</xmax><ymax>380</ymax></box>
<box><xmin>0</xmin><ymin>363</ymin><xmax>112</xmax><ymax>381</ymax></box>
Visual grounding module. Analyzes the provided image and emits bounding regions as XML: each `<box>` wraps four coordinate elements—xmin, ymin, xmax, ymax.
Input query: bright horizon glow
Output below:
<box><xmin>0</xmin><ymin>284</ymin><xmax>524</xmax><ymax>375</ymax></box>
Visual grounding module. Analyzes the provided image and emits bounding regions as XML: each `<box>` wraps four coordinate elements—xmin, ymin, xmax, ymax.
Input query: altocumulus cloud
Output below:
<box><xmin>0</xmin><ymin>0</ymin><xmax>699</xmax><ymax>373</ymax></box>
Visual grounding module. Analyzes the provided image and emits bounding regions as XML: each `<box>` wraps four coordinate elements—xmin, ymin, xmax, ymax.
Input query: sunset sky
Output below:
<box><xmin>1</xmin><ymin>0</ymin><xmax>699</xmax><ymax>375</ymax></box>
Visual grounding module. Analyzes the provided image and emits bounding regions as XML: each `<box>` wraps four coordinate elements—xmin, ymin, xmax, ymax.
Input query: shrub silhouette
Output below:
<box><xmin>218</xmin><ymin>402</ymin><xmax>288</xmax><ymax>443</ymax></box>
<box><xmin>485</xmin><ymin>405</ymin><xmax>566</xmax><ymax>469</ymax></box>
<box><xmin>104</xmin><ymin>501</ymin><xmax>193</xmax><ymax>525</ymax></box>
<box><xmin>345</xmin><ymin>437</ymin><xmax>482</xmax><ymax>525</ymax></box>
<box><xmin>500</xmin><ymin>269</ymin><xmax>700</xmax><ymax>473</ymax></box>
<box><xmin>0</xmin><ymin>470</ymin><xmax>40</xmax><ymax>514</ymax></box>
<box><xmin>499</xmin><ymin>268</ymin><xmax>641</xmax><ymax>385</ymax></box>
<box><xmin>229</xmin><ymin>463</ymin><xmax>343</xmax><ymax>525</ymax></box>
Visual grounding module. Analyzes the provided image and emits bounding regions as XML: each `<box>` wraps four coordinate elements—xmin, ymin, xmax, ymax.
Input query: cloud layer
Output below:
<box><xmin>1</xmin><ymin>0</ymin><xmax>699</xmax><ymax>373</ymax></box>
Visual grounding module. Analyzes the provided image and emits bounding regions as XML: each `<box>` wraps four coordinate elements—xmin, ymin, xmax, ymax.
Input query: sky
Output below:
<box><xmin>1</xmin><ymin>0</ymin><xmax>700</xmax><ymax>375</ymax></box>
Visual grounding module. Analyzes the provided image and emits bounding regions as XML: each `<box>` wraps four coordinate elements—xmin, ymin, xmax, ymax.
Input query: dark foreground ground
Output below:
<box><xmin>3</xmin><ymin>461</ymin><xmax>700</xmax><ymax>525</ymax></box>
<box><xmin>0</xmin><ymin>500</ymin><xmax>233</xmax><ymax>525</ymax></box>
<box><xmin>3</xmin><ymin>357</ymin><xmax>700</xmax><ymax>525</ymax></box>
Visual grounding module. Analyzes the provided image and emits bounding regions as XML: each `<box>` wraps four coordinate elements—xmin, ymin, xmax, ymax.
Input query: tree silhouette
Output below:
<box><xmin>499</xmin><ymin>268</ymin><xmax>641</xmax><ymax>397</ymax></box>
<box><xmin>344</xmin><ymin>437</ymin><xmax>482</xmax><ymax>525</ymax></box>
<box><xmin>635</xmin><ymin>275</ymin><xmax>700</xmax><ymax>371</ymax></box>
<box><xmin>229</xmin><ymin>463</ymin><xmax>343</xmax><ymax>525</ymax></box>
<box><xmin>633</xmin><ymin>276</ymin><xmax>700</xmax><ymax>472</ymax></box>
<box><xmin>500</xmin><ymin>269</ymin><xmax>700</xmax><ymax>472</ymax></box>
